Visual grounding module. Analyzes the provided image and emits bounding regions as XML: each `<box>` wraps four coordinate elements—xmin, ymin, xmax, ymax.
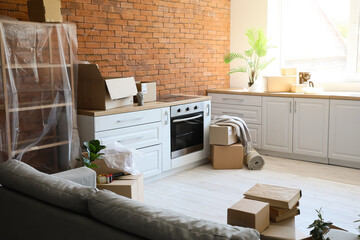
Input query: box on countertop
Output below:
<box><xmin>135</xmin><ymin>82</ymin><xmax>156</xmax><ymax>103</ymax></box>
<box><xmin>228</xmin><ymin>198</ymin><xmax>270</xmax><ymax>233</ymax></box>
<box><xmin>281</xmin><ymin>68</ymin><xmax>297</xmax><ymax>76</ymax></box>
<box><xmin>265</xmin><ymin>76</ymin><xmax>297</xmax><ymax>93</ymax></box>
<box><xmin>209</xmin><ymin>125</ymin><xmax>238</xmax><ymax>146</ymax></box>
<box><xmin>212</xmin><ymin>143</ymin><xmax>243</xmax><ymax>169</ymax></box>
<box><xmin>28</xmin><ymin>0</ymin><xmax>63</xmax><ymax>23</ymax></box>
<box><xmin>77</xmin><ymin>64</ymin><xmax>137</xmax><ymax>110</ymax></box>
<box><xmin>97</xmin><ymin>174</ymin><xmax>144</xmax><ymax>202</ymax></box>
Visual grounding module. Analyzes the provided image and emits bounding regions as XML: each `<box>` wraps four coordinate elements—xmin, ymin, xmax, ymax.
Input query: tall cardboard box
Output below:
<box><xmin>27</xmin><ymin>0</ymin><xmax>63</xmax><ymax>22</ymax></box>
<box><xmin>209</xmin><ymin>125</ymin><xmax>238</xmax><ymax>146</ymax></box>
<box><xmin>265</xmin><ymin>76</ymin><xmax>297</xmax><ymax>92</ymax></box>
<box><xmin>212</xmin><ymin>144</ymin><xmax>243</xmax><ymax>169</ymax></box>
<box><xmin>77</xmin><ymin>64</ymin><xmax>137</xmax><ymax>110</ymax></box>
<box><xmin>135</xmin><ymin>82</ymin><xmax>156</xmax><ymax>102</ymax></box>
<box><xmin>228</xmin><ymin>198</ymin><xmax>270</xmax><ymax>233</ymax></box>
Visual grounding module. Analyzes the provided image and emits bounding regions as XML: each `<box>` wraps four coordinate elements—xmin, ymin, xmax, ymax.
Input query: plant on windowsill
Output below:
<box><xmin>224</xmin><ymin>28</ymin><xmax>275</xmax><ymax>88</ymax></box>
<box><xmin>77</xmin><ymin>140</ymin><xmax>106</xmax><ymax>169</ymax></box>
<box><xmin>307</xmin><ymin>208</ymin><xmax>333</xmax><ymax>240</ymax></box>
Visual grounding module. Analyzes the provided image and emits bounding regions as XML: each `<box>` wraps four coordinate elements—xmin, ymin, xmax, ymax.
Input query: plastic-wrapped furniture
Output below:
<box><xmin>0</xmin><ymin>19</ymin><xmax>80</xmax><ymax>172</ymax></box>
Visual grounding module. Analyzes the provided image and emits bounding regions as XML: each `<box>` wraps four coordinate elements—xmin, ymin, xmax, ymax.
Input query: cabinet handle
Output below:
<box><xmin>289</xmin><ymin>102</ymin><xmax>292</xmax><ymax>113</ymax></box>
<box><xmin>223</xmin><ymin>111</ymin><xmax>243</xmax><ymax>117</ymax></box>
<box><xmin>117</xmin><ymin>136</ymin><xmax>144</xmax><ymax>143</ymax></box>
<box><xmin>206</xmin><ymin>104</ymin><xmax>210</xmax><ymax>117</ymax></box>
<box><xmin>116</xmin><ymin>117</ymin><xmax>143</xmax><ymax>123</ymax></box>
<box><xmin>164</xmin><ymin>111</ymin><xmax>168</xmax><ymax>125</ymax></box>
<box><xmin>294</xmin><ymin>101</ymin><xmax>296</xmax><ymax>113</ymax></box>
<box><xmin>222</xmin><ymin>98</ymin><xmax>244</xmax><ymax>102</ymax></box>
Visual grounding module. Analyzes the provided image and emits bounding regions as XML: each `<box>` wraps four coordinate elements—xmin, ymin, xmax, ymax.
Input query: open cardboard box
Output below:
<box><xmin>77</xmin><ymin>64</ymin><xmax>137</xmax><ymax>110</ymax></box>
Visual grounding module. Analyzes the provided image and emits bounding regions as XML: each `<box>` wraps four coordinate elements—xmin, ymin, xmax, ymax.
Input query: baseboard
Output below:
<box><xmin>144</xmin><ymin>159</ymin><xmax>209</xmax><ymax>183</ymax></box>
<box><xmin>257</xmin><ymin>149</ymin><xmax>329</xmax><ymax>164</ymax></box>
<box><xmin>329</xmin><ymin>158</ymin><xmax>360</xmax><ymax>169</ymax></box>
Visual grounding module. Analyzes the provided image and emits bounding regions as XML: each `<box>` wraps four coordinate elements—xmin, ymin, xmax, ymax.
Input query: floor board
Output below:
<box><xmin>144</xmin><ymin>155</ymin><xmax>360</xmax><ymax>235</ymax></box>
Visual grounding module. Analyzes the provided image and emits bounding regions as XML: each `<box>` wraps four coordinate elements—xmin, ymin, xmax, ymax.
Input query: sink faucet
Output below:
<box><xmin>308</xmin><ymin>81</ymin><xmax>314</xmax><ymax>87</ymax></box>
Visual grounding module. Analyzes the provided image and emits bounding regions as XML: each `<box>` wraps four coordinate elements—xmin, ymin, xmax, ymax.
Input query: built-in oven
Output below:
<box><xmin>170</xmin><ymin>102</ymin><xmax>204</xmax><ymax>158</ymax></box>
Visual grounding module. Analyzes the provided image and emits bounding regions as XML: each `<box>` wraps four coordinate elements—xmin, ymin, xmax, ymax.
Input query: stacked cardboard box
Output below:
<box><xmin>209</xmin><ymin>125</ymin><xmax>243</xmax><ymax>169</ymax></box>
<box><xmin>244</xmin><ymin>184</ymin><xmax>302</xmax><ymax>239</ymax></box>
<box><xmin>228</xmin><ymin>183</ymin><xmax>302</xmax><ymax>240</ymax></box>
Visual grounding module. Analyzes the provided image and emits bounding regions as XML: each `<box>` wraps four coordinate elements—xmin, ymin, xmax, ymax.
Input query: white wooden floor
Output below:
<box><xmin>144</xmin><ymin>156</ymin><xmax>360</xmax><ymax>235</ymax></box>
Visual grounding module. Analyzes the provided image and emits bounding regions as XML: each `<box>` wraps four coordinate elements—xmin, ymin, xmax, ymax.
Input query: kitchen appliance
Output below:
<box><xmin>170</xmin><ymin>102</ymin><xmax>204</xmax><ymax>158</ymax></box>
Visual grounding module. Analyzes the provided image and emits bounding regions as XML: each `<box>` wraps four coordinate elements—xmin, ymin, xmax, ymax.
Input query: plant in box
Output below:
<box><xmin>224</xmin><ymin>28</ymin><xmax>275</xmax><ymax>88</ymax></box>
<box><xmin>77</xmin><ymin>140</ymin><xmax>106</xmax><ymax>169</ymax></box>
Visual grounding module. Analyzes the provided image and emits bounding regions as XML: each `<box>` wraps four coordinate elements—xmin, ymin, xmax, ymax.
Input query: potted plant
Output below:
<box><xmin>307</xmin><ymin>208</ymin><xmax>333</xmax><ymax>240</ymax></box>
<box><xmin>355</xmin><ymin>215</ymin><xmax>360</xmax><ymax>239</ymax></box>
<box><xmin>224</xmin><ymin>28</ymin><xmax>275</xmax><ymax>88</ymax></box>
<box><xmin>77</xmin><ymin>140</ymin><xmax>106</xmax><ymax>169</ymax></box>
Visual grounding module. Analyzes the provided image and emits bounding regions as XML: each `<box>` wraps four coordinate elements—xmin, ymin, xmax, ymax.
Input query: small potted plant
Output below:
<box><xmin>77</xmin><ymin>140</ymin><xmax>106</xmax><ymax>169</ymax></box>
<box><xmin>224</xmin><ymin>28</ymin><xmax>275</xmax><ymax>88</ymax></box>
<box><xmin>307</xmin><ymin>208</ymin><xmax>333</xmax><ymax>240</ymax></box>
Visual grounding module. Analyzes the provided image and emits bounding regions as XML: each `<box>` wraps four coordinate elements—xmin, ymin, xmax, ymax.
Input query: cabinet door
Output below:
<box><xmin>137</xmin><ymin>145</ymin><xmax>162</xmax><ymax>178</ymax></box>
<box><xmin>212</xmin><ymin>103</ymin><xmax>262</xmax><ymax>124</ymax></box>
<box><xmin>293</xmin><ymin>98</ymin><xmax>329</xmax><ymax>157</ymax></box>
<box><xmin>247</xmin><ymin>124</ymin><xmax>262</xmax><ymax>149</ymax></box>
<box><xmin>262</xmin><ymin>97</ymin><xmax>293</xmax><ymax>153</ymax></box>
<box><xmin>329</xmin><ymin>100</ymin><xmax>360</xmax><ymax>167</ymax></box>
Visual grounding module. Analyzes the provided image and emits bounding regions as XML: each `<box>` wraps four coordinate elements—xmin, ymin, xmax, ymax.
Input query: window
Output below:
<box><xmin>280</xmin><ymin>0</ymin><xmax>360</xmax><ymax>82</ymax></box>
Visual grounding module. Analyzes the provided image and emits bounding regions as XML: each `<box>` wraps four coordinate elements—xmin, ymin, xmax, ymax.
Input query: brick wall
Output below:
<box><xmin>0</xmin><ymin>0</ymin><xmax>28</xmax><ymax>21</ymax></box>
<box><xmin>2</xmin><ymin>0</ymin><xmax>230</xmax><ymax>95</ymax></box>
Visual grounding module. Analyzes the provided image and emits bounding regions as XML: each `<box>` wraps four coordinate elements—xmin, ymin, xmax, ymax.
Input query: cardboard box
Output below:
<box><xmin>244</xmin><ymin>184</ymin><xmax>302</xmax><ymax>209</ymax></box>
<box><xmin>290</xmin><ymin>84</ymin><xmax>307</xmax><ymax>93</ymax></box>
<box><xmin>28</xmin><ymin>0</ymin><xmax>63</xmax><ymax>23</ymax></box>
<box><xmin>135</xmin><ymin>82</ymin><xmax>156</xmax><ymax>102</ymax></box>
<box><xmin>212</xmin><ymin>144</ymin><xmax>243</xmax><ymax>169</ymax></box>
<box><xmin>228</xmin><ymin>198</ymin><xmax>270</xmax><ymax>233</ymax></box>
<box><xmin>97</xmin><ymin>174</ymin><xmax>144</xmax><ymax>202</ymax></box>
<box><xmin>261</xmin><ymin>217</ymin><xmax>296</xmax><ymax>240</ymax></box>
<box><xmin>77</xmin><ymin>64</ymin><xmax>137</xmax><ymax>110</ymax></box>
<box><xmin>209</xmin><ymin>125</ymin><xmax>238</xmax><ymax>146</ymax></box>
<box><xmin>265</xmin><ymin>76</ymin><xmax>297</xmax><ymax>92</ymax></box>
<box><xmin>281</xmin><ymin>68</ymin><xmax>297</xmax><ymax>76</ymax></box>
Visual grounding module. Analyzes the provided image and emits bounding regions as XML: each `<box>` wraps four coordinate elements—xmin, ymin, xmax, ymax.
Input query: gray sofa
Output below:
<box><xmin>0</xmin><ymin>159</ymin><xmax>260</xmax><ymax>240</ymax></box>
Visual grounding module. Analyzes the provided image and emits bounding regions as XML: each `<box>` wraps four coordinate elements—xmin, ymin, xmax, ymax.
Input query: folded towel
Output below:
<box><xmin>244</xmin><ymin>149</ymin><xmax>265</xmax><ymax>170</ymax></box>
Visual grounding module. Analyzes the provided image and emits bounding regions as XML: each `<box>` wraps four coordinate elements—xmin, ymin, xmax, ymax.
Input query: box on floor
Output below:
<box><xmin>211</xmin><ymin>143</ymin><xmax>244</xmax><ymax>169</ymax></box>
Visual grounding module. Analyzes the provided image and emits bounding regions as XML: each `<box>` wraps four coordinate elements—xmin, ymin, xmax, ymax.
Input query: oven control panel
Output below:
<box><xmin>170</xmin><ymin>102</ymin><xmax>204</xmax><ymax>117</ymax></box>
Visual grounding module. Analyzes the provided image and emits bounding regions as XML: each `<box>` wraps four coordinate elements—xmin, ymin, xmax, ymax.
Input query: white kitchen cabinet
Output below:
<box><xmin>209</xmin><ymin>93</ymin><xmax>262</xmax><ymax>149</ymax></box>
<box><xmin>293</xmin><ymin>98</ymin><xmax>329</xmax><ymax>158</ymax></box>
<box><xmin>328</xmin><ymin>100</ymin><xmax>360</xmax><ymax>168</ymax></box>
<box><xmin>137</xmin><ymin>145</ymin><xmax>162</xmax><ymax>178</ymax></box>
<box><xmin>262</xmin><ymin>97</ymin><xmax>293</xmax><ymax>153</ymax></box>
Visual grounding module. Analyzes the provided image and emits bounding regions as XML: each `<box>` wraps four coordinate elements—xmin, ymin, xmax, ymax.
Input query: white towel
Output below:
<box><xmin>211</xmin><ymin>115</ymin><xmax>252</xmax><ymax>154</ymax></box>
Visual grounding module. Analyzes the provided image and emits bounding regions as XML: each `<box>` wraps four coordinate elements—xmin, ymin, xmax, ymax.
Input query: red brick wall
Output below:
<box><xmin>1</xmin><ymin>0</ymin><xmax>230</xmax><ymax>95</ymax></box>
<box><xmin>0</xmin><ymin>0</ymin><xmax>28</xmax><ymax>20</ymax></box>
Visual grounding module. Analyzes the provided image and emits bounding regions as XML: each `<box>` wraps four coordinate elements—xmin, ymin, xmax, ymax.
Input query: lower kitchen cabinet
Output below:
<box><xmin>137</xmin><ymin>145</ymin><xmax>162</xmax><ymax>178</ymax></box>
<box><xmin>262</xmin><ymin>97</ymin><xmax>293</xmax><ymax>153</ymax></box>
<box><xmin>293</xmin><ymin>98</ymin><xmax>329</xmax><ymax>158</ymax></box>
<box><xmin>328</xmin><ymin>100</ymin><xmax>360</xmax><ymax>168</ymax></box>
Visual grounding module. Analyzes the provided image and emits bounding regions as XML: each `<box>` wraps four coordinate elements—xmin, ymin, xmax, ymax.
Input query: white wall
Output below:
<box><xmin>230</xmin><ymin>0</ymin><xmax>268</xmax><ymax>88</ymax></box>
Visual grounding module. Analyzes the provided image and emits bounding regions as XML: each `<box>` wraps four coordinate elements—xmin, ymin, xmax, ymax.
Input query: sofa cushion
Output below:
<box><xmin>0</xmin><ymin>159</ymin><xmax>97</xmax><ymax>215</ymax></box>
<box><xmin>52</xmin><ymin>166</ymin><xmax>97</xmax><ymax>188</ymax></box>
<box><xmin>88</xmin><ymin>190</ymin><xmax>260</xmax><ymax>240</ymax></box>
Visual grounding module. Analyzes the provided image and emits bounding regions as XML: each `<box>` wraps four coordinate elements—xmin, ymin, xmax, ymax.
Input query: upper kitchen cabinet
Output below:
<box><xmin>328</xmin><ymin>100</ymin><xmax>360</xmax><ymax>168</ymax></box>
<box><xmin>293</xmin><ymin>98</ymin><xmax>329</xmax><ymax>158</ymax></box>
<box><xmin>262</xmin><ymin>97</ymin><xmax>293</xmax><ymax>153</ymax></box>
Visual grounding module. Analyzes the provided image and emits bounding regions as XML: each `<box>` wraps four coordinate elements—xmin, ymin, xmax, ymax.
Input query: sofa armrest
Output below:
<box><xmin>52</xmin><ymin>167</ymin><xmax>97</xmax><ymax>188</ymax></box>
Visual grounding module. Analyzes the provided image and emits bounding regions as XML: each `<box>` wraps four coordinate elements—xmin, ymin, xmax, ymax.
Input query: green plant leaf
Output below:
<box><xmin>228</xmin><ymin>66</ymin><xmax>248</xmax><ymax>74</ymax></box>
<box><xmin>89</xmin><ymin>163</ymin><xmax>99</xmax><ymax>169</ymax></box>
<box><xmin>224</xmin><ymin>52</ymin><xmax>247</xmax><ymax>64</ymax></box>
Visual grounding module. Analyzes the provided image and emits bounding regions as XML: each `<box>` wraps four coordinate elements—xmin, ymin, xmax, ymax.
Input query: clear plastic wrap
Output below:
<box><xmin>0</xmin><ymin>20</ymin><xmax>80</xmax><ymax>173</ymax></box>
<box><xmin>101</xmin><ymin>142</ymin><xmax>141</xmax><ymax>175</ymax></box>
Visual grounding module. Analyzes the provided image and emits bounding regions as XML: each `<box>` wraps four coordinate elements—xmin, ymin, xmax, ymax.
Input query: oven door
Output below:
<box><xmin>171</xmin><ymin>112</ymin><xmax>204</xmax><ymax>159</ymax></box>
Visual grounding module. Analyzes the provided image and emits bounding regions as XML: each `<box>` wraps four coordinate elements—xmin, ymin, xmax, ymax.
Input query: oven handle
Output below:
<box><xmin>172</xmin><ymin>114</ymin><xmax>203</xmax><ymax>123</ymax></box>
